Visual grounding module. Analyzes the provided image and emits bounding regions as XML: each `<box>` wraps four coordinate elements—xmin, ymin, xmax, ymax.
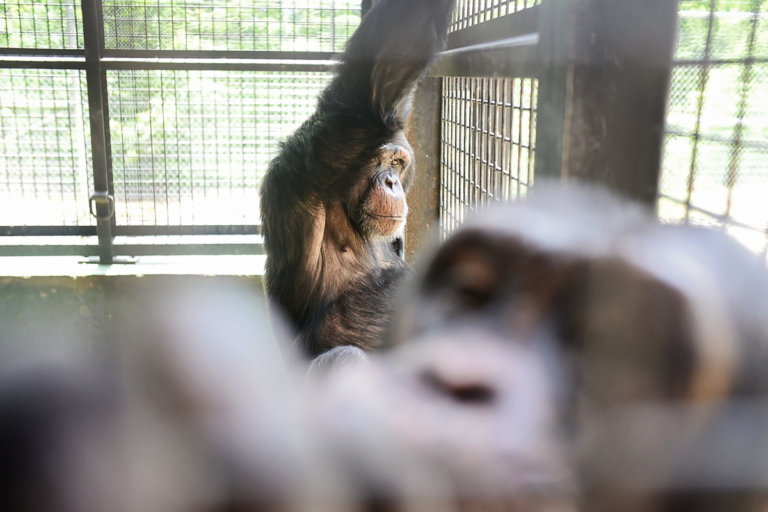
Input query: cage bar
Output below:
<box><xmin>0</xmin><ymin>69</ymin><xmax>92</xmax><ymax>227</ymax></box>
<box><xmin>439</xmin><ymin>76</ymin><xmax>537</xmax><ymax>238</ymax></box>
<box><xmin>451</xmin><ymin>0</ymin><xmax>540</xmax><ymax>32</ymax></box>
<box><xmin>108</xmin><ymin>69</ymin><xmax>331</xmax><ymax>229</ymax></box>
<box><xmin>101</xmin><ymin>0</ymin><xmax>360</xmax><ymax>53</ymax></box>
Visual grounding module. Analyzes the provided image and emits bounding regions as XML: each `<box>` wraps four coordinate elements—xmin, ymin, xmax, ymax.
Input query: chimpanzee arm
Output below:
<box><xmin>331</xmin><ymin>0</ymin><xmax>456</xmax><ymax>129</ymax></box>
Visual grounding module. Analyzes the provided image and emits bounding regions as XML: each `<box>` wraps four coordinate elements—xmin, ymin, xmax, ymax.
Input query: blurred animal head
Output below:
<box><xmin>316</xmin><ymin>183</ymin><xmax>768</xmax><ymax>510</ymax></box>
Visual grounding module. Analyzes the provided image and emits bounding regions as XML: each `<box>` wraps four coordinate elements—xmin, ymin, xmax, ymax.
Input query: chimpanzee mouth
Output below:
<box><xmin>368</xmin><ymin>213</ymin><xmax>406</xmax><ymax>220</ymax></box>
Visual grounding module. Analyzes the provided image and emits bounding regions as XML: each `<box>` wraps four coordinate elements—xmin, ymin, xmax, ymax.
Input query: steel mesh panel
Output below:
<box><xmin>0</xmin><ymin>1</ymin><xmax>83</xmax><ymax>49</ymax></box>
<box><xmin>440</xmin><ymin>76</ymin><xmax>537</xmax><ymax>238</ymax></box>
<box><xmin>108</xmin><ymin>69</ymin><xmax>330</xmax><ymax>227</ymax></box>
<box><xmin>659</xmin><ymin>0</ymin><xmax>768</xmax><ymax>259</ymax></box>
<box><xmin>103</xmin><ymin>0</ymin><xmax>361</xmax><ymax>52</ymax></box>
<box><xmin>0</xmin><ymin>69</ymin><xmax>93</xmax><ymax>227</ymax></box>
<box><xmin>451</xmin><ymin>0</ymin><xmax>540</xmax><ymax>31</ymax></box>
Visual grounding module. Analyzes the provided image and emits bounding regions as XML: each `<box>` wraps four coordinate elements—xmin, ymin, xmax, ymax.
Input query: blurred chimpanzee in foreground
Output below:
<box><xmin>342</xmin><ymin>183</ymin><xmax>768</xmax><ymax>510</ymax></box>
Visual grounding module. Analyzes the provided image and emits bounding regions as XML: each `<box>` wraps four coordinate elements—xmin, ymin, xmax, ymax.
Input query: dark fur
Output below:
<box><xmin>260</xmin><ymin>0</ymin><xmax>456</xmax><ymax>357</ymax></box>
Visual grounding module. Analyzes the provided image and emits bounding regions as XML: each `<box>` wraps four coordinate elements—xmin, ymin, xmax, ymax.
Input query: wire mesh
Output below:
<box><xmin>451</xmin><ymin>0</ymin><xmax>540</xmax><ymax>31</ymax></box>
<box><xmin>440</xmin><ymin>76</ymin><xmax>537</xmax><ymax>238</ymax></box>
<box><xmin>0</xmin><ymin>69</ymin><xmax>93</xmax><ymax>227</ymax></box>
<box><xmin>0</xmin><ymin>1</ymin><xmax>83</xmax><ymax>49</ymax></box>
<box><xmin>108</xmin><ymin>69</ymin><xmax>330</xmax><ymax>227</ymax></box>
<box><xmin>659</xmin><ymin>0</ymin><xmax>768</xmax><ymax>260</ymax></box>
<box><xmin>102</xmin><ymin>0</ymin><xmax>361</xmax><ymax>52</ymax></box>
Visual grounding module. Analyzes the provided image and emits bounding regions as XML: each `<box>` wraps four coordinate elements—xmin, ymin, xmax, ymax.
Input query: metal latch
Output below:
<box><xmin>88</xmin><ymin>191</ymin><xmax>115</xmax><ymax>220</ymax></box>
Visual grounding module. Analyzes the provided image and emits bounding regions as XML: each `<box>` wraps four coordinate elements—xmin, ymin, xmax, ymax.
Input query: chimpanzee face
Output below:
<box><xmin>401</xmin><ymin>226</ymin><xmax>699</xmax><ymax>406</ymax></box>
<box><xmin>351</xmin><ymin>132</ymin><xmax>414</xmax><ymax>239</ymax></box>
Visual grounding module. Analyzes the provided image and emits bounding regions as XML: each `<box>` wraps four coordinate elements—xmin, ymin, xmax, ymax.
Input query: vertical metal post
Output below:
<box><xmin>535</xmin><ymin>0</ymin><xmax>678</xmax><ymax>206</ymax></box>
<box><xmin>533</xmin><ymin>0</ymin><xmax>570</xmax><ymax>183</ymax></box>
<box><xmin>82</xmin><ymin>0</ymin><xmax>115</xmax><ymax>264</ymax></box>
<box><xmin>405</xmin><ymin>77</ymin><xmax>443</xmax><ymax>264</ymax></box>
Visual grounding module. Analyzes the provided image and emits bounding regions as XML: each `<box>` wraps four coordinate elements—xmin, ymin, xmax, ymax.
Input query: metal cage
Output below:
<box><xmin>404</xmin><ymin>0</ymin><xmax>679</xmax><ymax>258</ymax></box>
<box><xmin>0</xmin><ymin>0</ymin><xmax>360</xmax><ymax>262</ymax></box>
<box><xmin>439</xmin><ymin>76</ymin><xmax>537</xmax><ymax>237</ymax></box>
<box><xmin>659</xmin><ymin>0</ymin><xmax>768</xmax><ymax>259</ymax></box>
<box><xmin>5</xmin><ymin>1</ymin><xmax>765</xmax><ymax>264</ymax></box>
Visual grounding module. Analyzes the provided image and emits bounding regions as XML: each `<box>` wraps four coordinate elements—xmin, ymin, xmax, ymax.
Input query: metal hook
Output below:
<box><xmin>88</xmin><ymin>191</ymin><xmax>115</xmax><ymax>220</ymax></box>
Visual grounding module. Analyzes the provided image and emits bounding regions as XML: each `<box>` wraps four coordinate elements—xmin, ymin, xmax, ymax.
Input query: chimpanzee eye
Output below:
<box><xmin>448</xmin><ymin>256</ymin><xmax>497</xmax><ymax>310</ymax></box>
<box><xmin>456</xmin><ymin>281</ymin><xmax>493</xmax><ymax>309</ymax></box>
<box><xmin>392</xmin><ymin>158</ymin><xmax>405</xmax><ymax>168</ymax></box>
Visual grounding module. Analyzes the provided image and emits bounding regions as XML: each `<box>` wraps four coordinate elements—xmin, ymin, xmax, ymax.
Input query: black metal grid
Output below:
<box><xmin>440</xmin><ymin>76</ymin><xmax>537</xmax><ymax>237</ymax></box>
<box><xmin>102</xmin><ymin>0</ymin><xmax>361</xmax><ymax>52</ymax></box>
<box><xmin>0</xmin><ymin>68</ymin><xmax>93</xmax><ymax>227</ymax></box>
<box><xmin>0</xmin><ymin>0</ymin><xmax>357</xmax><ymax>259</ymax></box>
<box><xmin>108</xmin><ymin>69</ymin><xmax>329</xmax><ymax>227</ymax></box>
<box><xmin>451</xmin><ymin>0</ymin><xmax>540</xmax><ymax>31</ymax></box>
<box><xmin>0</xmin><ymin>1</ymin><xmax>83</xmax><ymax>49</ymax></box>
<box><xmin>659</xmin><ymin>0</ymin><xmax>768</xmax><ymax>259</ymax></box>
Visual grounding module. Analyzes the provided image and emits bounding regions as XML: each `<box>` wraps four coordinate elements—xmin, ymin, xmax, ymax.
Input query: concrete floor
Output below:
<box><xmin>0</xmin><ymin>256</ymin><xmax>265</xmax><ymax>353</ymax></box>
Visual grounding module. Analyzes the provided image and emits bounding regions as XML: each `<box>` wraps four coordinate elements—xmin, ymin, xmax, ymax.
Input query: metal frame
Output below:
<box><xmin>82</xmin><ymin>0</ymin><xmax>115</xmax><ymax>263</ymax></box>
<box><xmin>0</xmin><ymin>50</ymin><xmax>337</xmax><ymax>73</ymax></box>
<box><xmin>0</xmin><ymin>237</ymin><xmax>262</xmax><ymax>258</ymax></box>
<box><xmin>429</xmin><ymin>6</ymin><xmax>540</xmax><ymax>79</ymax></box>
<box><xmin>0</xmin><ymin>0</ymin><xmax>350</xmax><ymax>262</ymax></box>
<box><xmin>3</xmin><ymin>1</ymin><xmax>679</xmax><ymax>263</ymax></box>
<box><xmin>536</xmin><ymin>0</ymin><xmax>678</xmax><ymax>205</ymax></box>
<box><xmin>427</xmin><ymin>0</ymin><xmax>677</xmax><ymax>204</ymax></box>
<box><xmin>404</xmin><ymin>76</ymin><xmax>442</xmax><ymax>262</ymax></box>
<box><xmin>2</xmin><ymin>225</ymin><xmax>260</xmax><ymax>236</ymax></box>
<box><xmin>407</xmin><ymin>0</ymin><xmax>678</xmax><ymax>253</ymax></box>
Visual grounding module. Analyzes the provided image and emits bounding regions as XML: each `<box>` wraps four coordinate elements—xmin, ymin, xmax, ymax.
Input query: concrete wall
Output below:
<box><xmin>0</xmin><ymin>257</ymin><xmax>264</xmax><ymax>351</ymax></box>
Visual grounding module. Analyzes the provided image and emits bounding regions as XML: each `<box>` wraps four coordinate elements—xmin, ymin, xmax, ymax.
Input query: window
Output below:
<box><xmin>4</xmin><ymin>1</ymin><xmax>767</xmax><ymax>264</ymax></box>
<box><xmin>659</xmin><ymin>0</ymin><xmax>768</xmax><ymax>259</ymax></box>
<box><xmin>0</xmin><ymin>0</ymin><xmax>361</xmax><ymax>263</ymax></box>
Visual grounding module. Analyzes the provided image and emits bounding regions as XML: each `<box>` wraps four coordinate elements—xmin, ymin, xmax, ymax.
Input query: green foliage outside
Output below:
<box><xmin>683</xmin><ymin>0</ymin><xmax>764</xmax><ymax>10</ymax></box>
<box><xmin>0</xmin><ymin>1</ymin><xmax>83</xmax><ymax>48</ymax></box>
<box><xmin>660</xmin><ymin>0</ymin><xmax>768</xmax><ymax>256</ymax></box>
<box><xmin>101</xmin><ymin>2</ymin><xmax>360</xmax><ymax>52</ymax></box>
<box><xmin>0</xmin><ymin>1</ymin><xmax>359</xmax><ymax>226</ymax></box>
<box><xmin>0</xmin><ymin>0</ymin><xmax>766</xmax><ymax>254</ymax></box>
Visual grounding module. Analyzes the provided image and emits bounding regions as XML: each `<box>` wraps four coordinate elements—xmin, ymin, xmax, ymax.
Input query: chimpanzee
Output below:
<box><xmin>259</xmin><ymin>0</ymin><xmax>456</xmax><ymax>358</ymax></box>
<box><xmin>340</xmin><ymin>183</ymin><xmax>768</xmax><ymax>510</ymax></box>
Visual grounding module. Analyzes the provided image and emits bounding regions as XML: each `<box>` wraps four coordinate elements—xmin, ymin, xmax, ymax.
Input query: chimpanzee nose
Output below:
<box><xmin>378</xmin><ymin>171</ymin><xmax>403</xmax><ymax>196</ymax></box>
